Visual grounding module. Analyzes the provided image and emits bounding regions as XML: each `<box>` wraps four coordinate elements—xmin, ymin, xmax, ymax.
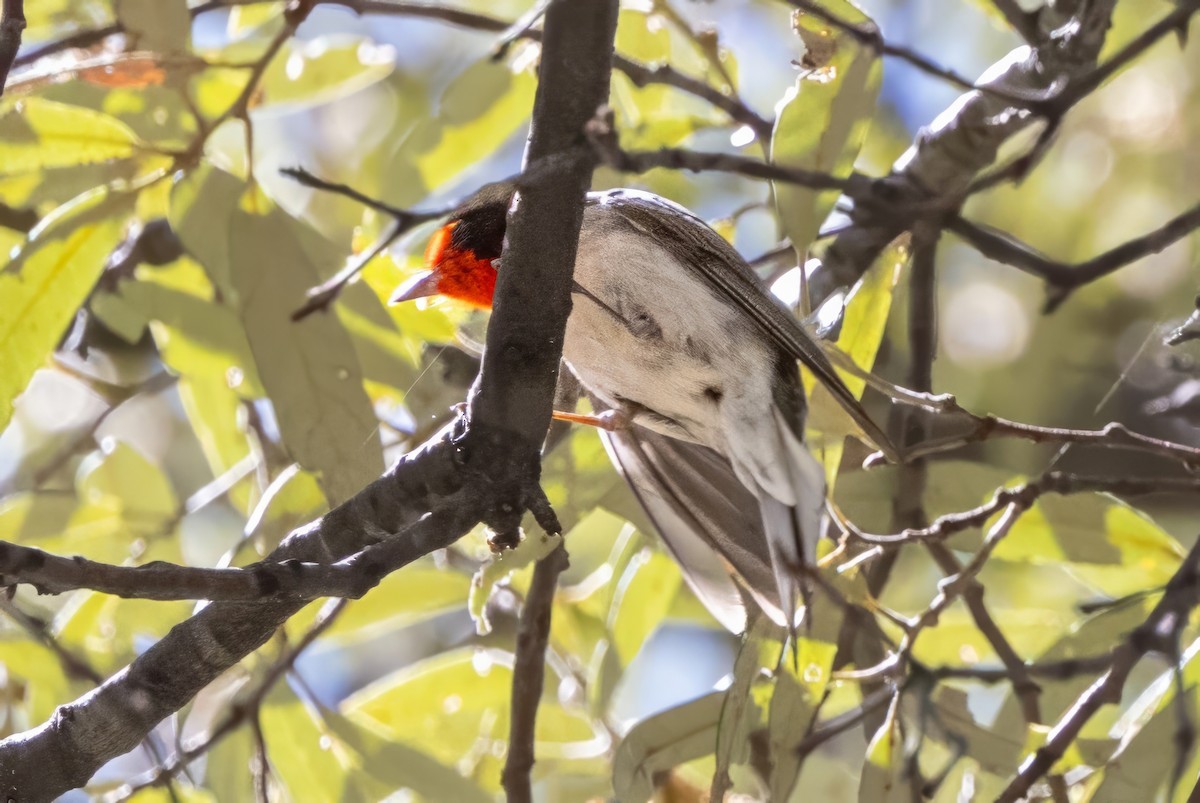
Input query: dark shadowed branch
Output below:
<box><xmin>950</xmin><ymin>202</ymin><xmax>1200</xmax><ymax>312</ymax></box>
<box><xmin>0</xmin><ymin>0</ymin><xmax>24</xmax><ymax>97</ymax></box>
<box><xmin>502</xmin><ymin>543</ymin><xmax>570</xmax><ymax>803</ymax></box>
<box><xmin>996</xmin><ymin>535</ymin><xmax>1200</xmax><ymax>803</ymax></box>
<box><xmin>280</xmin><ymin>166</ymin><xmax>454</xmax><ymax>320</ymax></box>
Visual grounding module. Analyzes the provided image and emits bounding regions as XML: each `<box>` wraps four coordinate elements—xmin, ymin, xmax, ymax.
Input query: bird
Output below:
<box><xmin>392</xmin><ymin>184</ymin><xmax>893</xmax><ymax>633</ymax></box>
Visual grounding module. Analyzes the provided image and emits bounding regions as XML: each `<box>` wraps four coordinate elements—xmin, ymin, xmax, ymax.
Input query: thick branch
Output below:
<box><xmin>815</xmin><ymin>0</ymin><xmax>1119</xmax><ymax>293</ymax></box>
<box><xmin>0</xmin><ymin>0</ymin><xmax>24</xmax><ymax>96</ymax></box>
<box><xmin>0</xmin><ymin>423</ymin><xmax>483</xmax><ymax>798</ymax></box>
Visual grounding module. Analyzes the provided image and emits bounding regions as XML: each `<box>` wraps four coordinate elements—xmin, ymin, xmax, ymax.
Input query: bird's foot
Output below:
<box><xmin>550</xmin><ymin>408</ymin><xmax>630</xmax><ymax>431</ymax></box>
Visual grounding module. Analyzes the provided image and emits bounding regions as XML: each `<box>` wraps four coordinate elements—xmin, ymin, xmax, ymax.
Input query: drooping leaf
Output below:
<box><xmin>712</xmin><ymin>617</ymin><xmax>774</xmax><ymax>799</ymax></box>
<box><xmin>608</xmin><ymin>549</ymin><xmax>683</xmax><ymax>666</ymax></box>
<box><xmin>771</xmin><ymin>0</ymin><xmax>881</xmax><ymax>259</ymax></box>
<box><xmin>803</xmin><ymin>236</ymin><xmax>908</xmax><ymax>483</ymax></box>
<box><xmin>0</xmin><ymin>186</ymin><xmax>135</xmax><ymax>432</ymax></box>
<box><xmin>171</xmin><ymin>166</ymin><xmax>383</xmax><ymax>504</ymax></box>
<box><xmin>612</xmin><ymin>691</ymin><xmax>725</xmax><ymax>802</ymax></box>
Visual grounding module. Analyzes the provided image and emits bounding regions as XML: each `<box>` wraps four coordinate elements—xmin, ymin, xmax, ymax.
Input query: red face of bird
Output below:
<box><xmin>389</xmin><ymin>184</ymin><xmax>514</xmax><ymax>311</ymax></box>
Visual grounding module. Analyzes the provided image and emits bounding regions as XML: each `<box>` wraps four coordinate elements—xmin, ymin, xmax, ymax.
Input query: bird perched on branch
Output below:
<box><xmin>392</xmin><ymin>184</ymin><xmax>892</xmax><ymax>633</ymax></box>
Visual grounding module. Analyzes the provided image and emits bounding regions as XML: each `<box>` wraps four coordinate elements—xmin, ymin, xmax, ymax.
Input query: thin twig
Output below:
<box><xmin>280</xmin><ymin>166</ymin><xmax>453</xmax><ymax>319</ymax></box>
<box><xmin>996</xmin><ymin>535</ymin><xmax>1200</xmax><ymax>802</ymax></box>
<box><xmin>784</xmin><ymin>0</ymin><xmax>1042</xmax><ymax>107</ymax></box>
<box><xmin>950</xmin><ymin>202</ymin><xmax>1200</xmax><ymax>312</ymax></box>
<box><xmin>587</xmin><ymin>111</ymin><xmax>870</xmax><ymax>195</ymax></box>
<box><xmin>501</xmin><ymin>544</ymin><xmax>569</xmax><ymax>802</ymax></box>
<box><xmin>846</xmin><ymin>471</ymin><xmax>1200</xmax><ymax>548</ymax></box>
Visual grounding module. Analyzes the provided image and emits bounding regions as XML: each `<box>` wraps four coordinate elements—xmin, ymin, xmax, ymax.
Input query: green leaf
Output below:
<box><xmin>261</xmin><ymin>684</ymin><xmax>349</xmax><ymax>801</ymax></box>
<box><xmin>260</xmin><ymin>36</ymin><xmax>396</xmax><ymax>109</ymax></box>
<box><xmin>0</xmin><ymin>640</ymin><xmax>73</xmax><ymax>724</ymax></box>
<box><xmin>172</xmin><ymin>166</ymin><xmax>383</xmax><ymax>504</ymax></box>
<box><xmin>344</xmin><ymin>648</ymin><xmax>596</xmax><ymax>769</ymax></box>
<box><xmin>0</xmin><ymin>186</ymin><xmax>135</xmax><ymax>432</ymax></box>
<box><xmin>859</xmin><ymin>715</ymin><xmax>903</xmax><ymax>803</ymax></box>
<box><xmin>612</xmin><ymin>691</ymin><xmax>725</xmax><ymax>802</ymax></box>
<box><xmin>609</xmin><ymin>10</ymin><xmax>733</xmax><ymax>149</ymax></box>
<box><xmin>383</xmin><ymin>59</ymin><xmax>534</xmax><ymax>207</ymax></box>
<box><xmin>771</xmin><ymin>1</ymin><xmax>881</xmax><ymax>258</ymax></box>
<box><xmin>932</xmin><ymin>685</ymin><xmax>1026</xmax><ymax>777</ymax></box>
<box><xmin>910</xmin><ymin>604</ymin><xmax>1074</xmax><ymax>667</ymax></box>
<box><xmin>713</xmin><ymin>618</ymin><xmax>774</xmax><ymax>798</ymax></box>
<box><xmin>994</xmin><ymin>495</ymin><xmax>1185</xmax><ymax>597</ymax></box>
<box><xmin>321</xmin><ymin>708</ymin><xmax>493</xmax><ymax>803</ymax></box>
<box><xmin>804</xmin><ymin>238</ymin><xmax>907</xmax><ymax>483</ymax></box>
<box><xmin>0</xmin><ymin>99</ymin><xmax>141</xmax><ymax>174</ymax></box>
<box><xmin>242</xmin><ymin>463</ymin><xmax>328</xmax><ymax>554</ymax></box>
<box><xmin>608</xmin><ymin>549</ymin><xmax>682</xmax><ymax>666</ymax></box>
<box><xmin>991</xmin><ymin>599</ymin><xmax>1153</xmax><ymax>741</ymax></box>
<box><xmin>418</xmin><ymin>63</ymin><xmax>535</xmax><ymax>192</ymax></box>
<box><xmin>291</xmin><ymin>561</ymin><xmax>471</xmax><ymax>643</ymax></box>
<box><xmin>115</xmin><ymin>0</ymin><xmax>189</xmax><ymax>53</ymax></box>
<box><xmin>203</xmin><ymin>722</ymin><xmax>257</xmax><ymax>801</ymax></box>
<box><xmin>76</xmin><ymin>438</ymin><xmax>179</xmax><ymax>531</ymax></box>
<box><xmin>177</xmin><ymin>376</ymin><xmax>256</xmax><ymax>508</ymax></box>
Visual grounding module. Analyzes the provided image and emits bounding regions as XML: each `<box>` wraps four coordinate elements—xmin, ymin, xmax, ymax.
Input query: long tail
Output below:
<box><xmin>757</xmin><ymin>408</ymin><xmax>828</xmax><ymax>634</ymax></box>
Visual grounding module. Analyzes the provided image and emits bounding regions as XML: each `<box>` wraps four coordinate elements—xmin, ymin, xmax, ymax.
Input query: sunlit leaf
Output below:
<box><xmin>608</xmin><ymin>549</ymin><xmax>682</xmax><ymax>666</ymax></box>
<box><xmin>612</xmin><ymin>691</ymin><xmax>724</xmax><ymax>802</ymax></box>
<box><xmin>804</xmin><ymin>236</ymin><xmax>908</xmax><ymax>482</ymax></box>
<box><xmin>260</xmin><ymin>36</ymin><xmax>396</xmax><ymax>109</ymax></box>
<box><xmin>290</xmin><ymin>561</ymin><xmax>470</xmax><ymax>643</ymax></box>
<box><xmin>609</xmin><ymin>9</ymin><xmax>731</xmax><ymax>148</ymax></box>
<box><xmin>344</xmin><ymin>648</ymin><xmax>597</xmax><ymax>769</ymax></box>
<box><xmin>771</xmin><ymin>0</ymin><xmax>881</xmax><ymax>258</ymax></box>
<box><xmin>261</xmin><ymin>684</ymin><xmax>348</xmax><ymax>801</ymax></box>
<box><xmin>0</xmin><ymin>186</ymin><xmax>135</xmax><ymax>432</ymax></box>
<box><xmin>76</xmin><ymin>438</ymin><xmax>178</xmax><ymax>529</ymax></box>
<box><xmin>0</xmin><ymin>99</ymin><xmax>143</xmax><ymax>175</ymax></box>
<box><xmin>322</xmin><ymin>708</ymin><xmax>492</xmax><ymax>803</ymax></box>
<box><xmin>0</xmin><ymin>640</ymin><xmax>74</xmax><ymax>724</ymax></box>
<box><xmin>171</xmin><ymin>166</ymin><xmax>383</xmax><ymax>504</ymax></box>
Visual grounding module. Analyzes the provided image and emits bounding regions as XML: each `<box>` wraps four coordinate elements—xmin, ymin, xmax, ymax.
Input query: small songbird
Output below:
<box><xmin>393</xmin><ymin>184</ymin><xmax>891</xmax><ymax>633</ymax></box>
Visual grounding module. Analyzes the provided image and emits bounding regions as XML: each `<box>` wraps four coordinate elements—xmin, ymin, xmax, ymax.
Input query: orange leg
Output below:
<box><xmin>551</xmin><ymin>408</ymin><xmax>630</xmax><ymax>431</ymax></box>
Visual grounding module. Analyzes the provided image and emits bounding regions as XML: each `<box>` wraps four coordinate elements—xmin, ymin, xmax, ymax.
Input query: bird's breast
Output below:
<box><xmin>562</xmin><ymin>220</ymin><xmax>775</xmax><ymax>452</ymax></box>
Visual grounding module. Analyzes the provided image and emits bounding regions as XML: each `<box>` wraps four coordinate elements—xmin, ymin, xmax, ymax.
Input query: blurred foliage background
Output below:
<box><xmin>0</xmin><ymin>0</ymin><xmax>1197</xmax><ymax>800</ymax></box>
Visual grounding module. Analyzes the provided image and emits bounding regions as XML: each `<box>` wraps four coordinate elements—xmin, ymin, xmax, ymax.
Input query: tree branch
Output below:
<box><xmin>502</xmin><ymin>543</ymin><xmax>569</xmax><ymax>802</ymax></box>
<box><xmin>996</xmin><ymin>534</ymin><xmax>1200</xmax><ymax>802</ymax></box>
<box><xmin>950</xmin><ymin>202</ymin><xmax>1200</xmax><ymax>312</ymax></box>
<box><xmin>280</xmin><ymin>166</ymin><xmax>453</xmax><ymax>320</ymax></box>
<box><xmin>815</xmin><ymin>0</ymin><xmax>1120</xmax><ymax>295</ymax></box>
<box><xmin>587</xmin><ymin>112</ymin><xmax>871</xmax><ymax>195</ymax></box>
<box><xmin>0</xmin><ymin>0</ymin><xmax>25</xmax><ymax>97</ymax></box>
<box><xmin>0</xmin><ymin>423</ymin><xmax>484</xmax><ymax>798</ymax></box>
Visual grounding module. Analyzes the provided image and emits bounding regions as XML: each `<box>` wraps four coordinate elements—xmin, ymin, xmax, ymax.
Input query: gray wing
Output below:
<box><xmin>588</xmin><ymin>189</ymin><xmax>895</xmax><ymax>458</ymax></box>
<box><xmin>599</xmin><ymin>420</ymin><xmax>789</xmax><ymax>632</ymax></box>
